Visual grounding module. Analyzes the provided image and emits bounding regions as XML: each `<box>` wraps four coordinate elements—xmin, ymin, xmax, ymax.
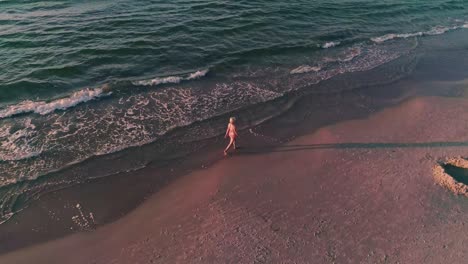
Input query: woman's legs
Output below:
<box><xmin>224</xmin><ymin>137</ymin><xmax>234</xmax><ymax>154</ymax></box>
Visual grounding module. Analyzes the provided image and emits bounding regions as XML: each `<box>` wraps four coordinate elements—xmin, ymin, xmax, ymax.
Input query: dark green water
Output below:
<box><xmin>0</xmin><ymin>0</ymin><xmax>467</xmax><ymax>223</ymax></box>
<box><xmin>1</xmin><ymin>0</ymin><xmax>466</xmax><ymax>103</ymax></box>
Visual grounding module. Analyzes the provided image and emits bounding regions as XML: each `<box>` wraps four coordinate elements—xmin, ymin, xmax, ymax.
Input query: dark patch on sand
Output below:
<box><xmin>433</xmin><ymin>157</ymin><xmax>468</xmax><ymax>197</ymax></box>
<box><xmin>443</xmin><ymin>164</ymin><xmax>468</xmax><ymax>185</ymax></box>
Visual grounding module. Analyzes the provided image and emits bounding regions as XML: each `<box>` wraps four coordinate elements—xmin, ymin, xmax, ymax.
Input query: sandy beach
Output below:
<box><xmin>1</xmin><ymin>95</ymin><xmax>467</xmax><ymax>263</ymax></box>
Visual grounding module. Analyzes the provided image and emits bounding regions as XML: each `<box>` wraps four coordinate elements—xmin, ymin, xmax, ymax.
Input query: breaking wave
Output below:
<box><xmin>290</xmin><ymin>46</ymin><xmax>364</xmax><ymax>75</ymax></box>
<box><xmin>0</xmin><ymin>88</ymin><xmax>110</xmax><ymax>119</ymax></box>
<box><xmin>321</xmin><ymin>41</ymin><xmax>341</xmax><ymax>49</ymax></box>
<box><xmin>132</xmin><ymin>69</ymin><xmax>209</xmax><ymax>86</ymax></box>
<box><xmin>0</xmin><ymin>69</ymin><xmax>210</xmax><ymax>120</ymax></box>
<box><xmin>371</xmin><ymin>23</ymin><xmax>468</xmax><ymax>43</ymax></box>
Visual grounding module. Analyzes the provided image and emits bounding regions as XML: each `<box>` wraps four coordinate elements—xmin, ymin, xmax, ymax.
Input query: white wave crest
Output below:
<box><xmin>0</xmin><ymin>88</ymin><xmax>109</xmax><ymax>119</ymax></box>
<box><xmin>321</xmin><ymin>41</ymin><xmax>341</xmax><ymax>49</ymax></box>
<box><xmin>187</xmin><ymin>69</ymin><xmax>209</xmax><ymax>80</ymax></box>
<box><xmin>372</xmin><ymin>24</ymin><xmax>467</xmax><ymax>43</ymax></box>
<box><xmin>134</xmin><ymin>69</ymin><xmax>209</xmax><ymax>86</ymax></box>
<box><xmin>371</xmin><ymin>32</ymin><xmax>423</xmax><ymax>43</ymax></box>
<box><xmin>133</xmin><ymin>76</ymin><xmax>182</xmax><ymax>86</ymax></box>
<box><xmin>290</xmin><ymin>65</ymin><xmax>322</xmax><ymax>74</ymax></box>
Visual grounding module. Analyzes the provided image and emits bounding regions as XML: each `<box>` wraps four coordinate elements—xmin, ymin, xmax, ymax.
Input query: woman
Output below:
<box><xmin>224</xmin><ymin>117</ymin><xmax>238</xmax><ymax>155</ymax></box>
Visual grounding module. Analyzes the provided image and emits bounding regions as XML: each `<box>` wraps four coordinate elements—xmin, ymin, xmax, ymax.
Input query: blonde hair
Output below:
<box><xmin>229</xmin><ymin>117</ymin><xmax>236</xmax><ymax>123</ymax></box>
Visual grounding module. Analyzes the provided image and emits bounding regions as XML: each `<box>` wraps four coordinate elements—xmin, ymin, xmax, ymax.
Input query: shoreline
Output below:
<box><xmin>1</xmin><ymin>71</ymin><xmax>467</xmax><ymax>255</ymax></box>
<box><xmin>1</xmin><ymin>95</ymin><xmax>468</xmax><ymax>263</ymax></box>
<box><xmin>0</xmin><ymin>72</ymin><xmax>418</xmax><ymax>254</ymax></box>
<box><xmin>1</xmin><ymin>37</ymin><xmax>468</xmax><ymax>257</ymax></box>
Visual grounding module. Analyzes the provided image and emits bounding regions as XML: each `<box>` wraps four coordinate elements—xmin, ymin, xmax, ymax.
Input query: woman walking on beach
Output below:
<box><xmin>224</xmin><ymin>117</ymin><xmax>238</xmax><ymax>155</ymax></box>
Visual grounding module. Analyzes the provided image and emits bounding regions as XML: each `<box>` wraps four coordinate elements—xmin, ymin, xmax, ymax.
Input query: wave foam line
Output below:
<box><xmin>133</xmin><ymin>69</ymin><xmax>209</xmax><ymax>86</ymax></box>
<box><xmin>290</xmin><ymin>65</ymin><xmax>322</xmax><ymax>74</ymax></box>
<box><xmin>0</xmin><ymin>88</ymin><xmax>109</xmax><ymax>119</ymax></box>
<box><xmin>371</xmin><ymin>23</ymin><xmax>467</xmax><ymax>43</ymax></box>
<box><xmin>321</xmin><ymin>41</ymin><xmax>341</xmax><ymax>49</ymax></box>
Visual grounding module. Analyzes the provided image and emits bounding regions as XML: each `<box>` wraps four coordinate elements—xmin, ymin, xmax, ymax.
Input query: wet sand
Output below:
<box><xmin>1</xmin><ymin>96</ymin><xmax>467</xmax><ymax>263</ymax></box>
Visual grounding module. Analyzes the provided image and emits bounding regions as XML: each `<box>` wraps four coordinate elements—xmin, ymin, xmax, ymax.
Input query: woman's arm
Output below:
<box><xmin>225</xmin><ymin>125</ymin><xmax>230</xmax><ymax>138</ymax></box>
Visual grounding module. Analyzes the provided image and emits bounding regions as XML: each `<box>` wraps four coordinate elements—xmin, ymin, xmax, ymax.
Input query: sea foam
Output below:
<box><xmin>187</xmin><ymin>69</ymin><xmax>209</xmax><ymax>80</ymax></box>
<box><xmin>133</xmin><ymin>69</ymin><xmax>209</xmax><ymax>86</ymax></box>
<box><xmin>290</xmin><ymin>65</ymin><xmax>322</xmax><ymax>74</ymax></box>
<box><xmin>372</xmin><ymin>24</ymin><xmax>467</xmax><ymax>43</ymax></box>
<box><xmin>321</xmin><ymin>41</ymin><xmax>341</xmax><ymax>49</ymax></box>
<box><xmin>0</xmin><ymin>88</ymin><xmax>109</xmax><ymax>119</ymax></box>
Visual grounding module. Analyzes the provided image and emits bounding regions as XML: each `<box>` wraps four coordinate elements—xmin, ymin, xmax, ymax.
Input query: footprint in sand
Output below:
<box><xmin>71</xmin><ymin>203</ymin><xmax>97</xmax><ymax>231</ymax></box>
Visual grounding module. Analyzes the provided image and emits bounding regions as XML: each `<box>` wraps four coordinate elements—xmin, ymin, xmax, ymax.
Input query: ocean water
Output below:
<box><xmin>0</xmin><ymin>0</ymin><xmax>467</xmax><ymax>223</ymax></box>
